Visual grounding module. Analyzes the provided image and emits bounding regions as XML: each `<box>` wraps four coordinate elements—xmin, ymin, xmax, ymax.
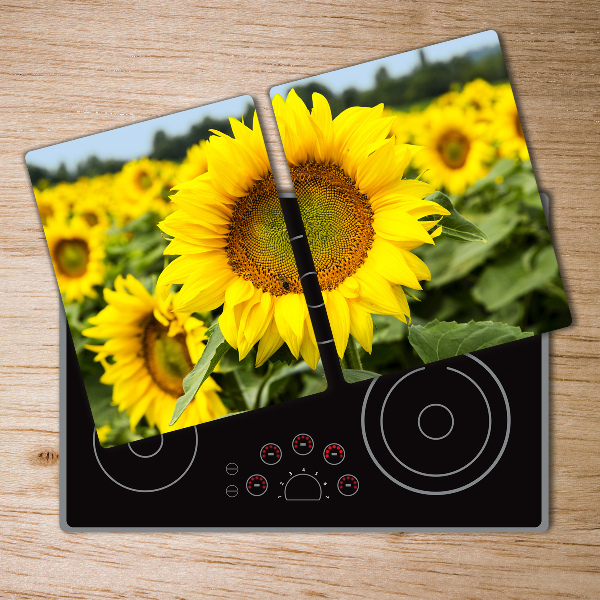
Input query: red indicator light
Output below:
<box><xmin>324</xmin><ymin>443</ymin><xmax>345</xmax><ymax>465</ymax></box>
<box><xmin>260</xmin><ymin>443</ymin><xmax>282</xmax><ymax>465</ymax></box>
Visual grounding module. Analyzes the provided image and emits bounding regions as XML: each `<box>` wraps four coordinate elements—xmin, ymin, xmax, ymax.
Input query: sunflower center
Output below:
<box><xmin>82</xmin><ymin>212</ymin><xmax>98</xmax><ymax>226</ymax></box>
<box><xmin>39</xmin><ymin>204</ymin><xmax>53</xmax><ymax>223</ymax></box>
<box><xmin>137</xmin><ymin>171</ymin><xmax>152</xmax><ymax>190</ymax></box>
<box><xmin>438</xmin><ymin>130</ymin><xmax>471</xmax><ymax>169</ymax></box>
<box><xmin>53</xmin><ymin>239</ymin><xmax>89</xmax><ymax>277</ymax></box>
<box><xmin>225</xmin><ymin>164</ymin><xmax>374</xmax><ymax>295</ymax></box>
<box><xmin>142</xmin><ymin>318</ymin><xmax>193</xmax><ymax>397</ymax></box>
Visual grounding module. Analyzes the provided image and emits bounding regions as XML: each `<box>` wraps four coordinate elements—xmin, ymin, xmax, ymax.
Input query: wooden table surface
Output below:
<box><xmin>1</xmin><ymin>1</ymin><xmax>599</xmax><ymax>598</ymax></box>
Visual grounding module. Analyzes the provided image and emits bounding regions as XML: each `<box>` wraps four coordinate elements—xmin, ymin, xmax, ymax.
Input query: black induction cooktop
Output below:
<box><xmin>61</xmin><ymin>318</ymin><xmax>548</xmax><ymax>531</ymax></box>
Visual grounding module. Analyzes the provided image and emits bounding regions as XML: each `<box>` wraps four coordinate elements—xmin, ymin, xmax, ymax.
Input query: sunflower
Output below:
<box><xmin>114</xmin><ymin>158</ymin><xmax>161</xmax><ymax>222</ymax></box>
<box><xmin>434</xmin><ymin>89</ymin><xmax>461</xmax><ymax>108</ymax></box>
<box><xmin>72</xmin><ymin>194</ymin><xmax>111</xmax><ymax>229</ymax></box>
<box><xmin>413</xmin><ymin>104</ymin><xmax>494</xmax><ymax>195</ymax></box>
<box><xmin>458</xmin><ymin>78</ymin><xmax>495</xmax><ymax>112</ymax></box>
<box><xmin>83</xmin><ymin>274</ymin><xmax>227</xmax><ymax>433</ymax></box>
<box><xmin>388</xmin><ymin>109</ymin><xmax>425</xmax><ymax>146</ymax></box>
<box><xmin>177</xmin><ymin>141</ymin><xmax>209</xmax><ymax>183</ymax></box>
<box><xmin>44</xmin><ymin>216</ymin><xmax>106</xmax><ymax>303</ymax></box>
<box><xmin>493</xmin><ymin>86</ymin><xmax>529</xmax><ymax>161</ymax></box>
<box><xmin>96</xmin><ymin>424</ymin><xmax>111</xmax><ymax>444</ymax></box>
<box><xmin>157</xmin><ymin>92</ymin><xmax>446</xmax><ymax>369</ymax></box>
<box><xmin>34</xmin><ymin>186</ymin><xmax>68</xmax><ymax>226</ymax></box>
<box><xmin>120</xmin><ymin>157</ymin><xmax>163</xmax><ymax>199</ymax></box>
<box><xmin>160</xmin><ymin>161</ymin><xmax>183</xmax><ymax>216</ymax></box>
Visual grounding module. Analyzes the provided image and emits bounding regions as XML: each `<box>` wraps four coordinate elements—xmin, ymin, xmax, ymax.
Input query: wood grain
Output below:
<box><xmin>1</xmin><ymin>0</ymin><xmax>599</xmax><ymax>598</ymax></box>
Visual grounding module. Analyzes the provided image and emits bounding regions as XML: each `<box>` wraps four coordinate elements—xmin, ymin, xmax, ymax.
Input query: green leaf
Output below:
<box><xmin>299</xmin><ymin>372</ymin><xmax>328</xmax><ymax>397</ymax></box>
<box><xmin>268</xmin><ymin>344</ymin><xmax>297</xmax><ymax>366</ymax></box>
<box><xmin>258</xmin><ymin>361</ymin><xmax>313</xmax><ymax>408</ymax></box>
<box><xmin>425</xmin><ymin>191</ymin><xmax>488</xmax><ymax>243</ymax></box>
<box><xmin>464</xmin><ymin>158</ymin><xmax>518</xmax><ymax>195</ymax></box>
<box><xmin>169</xmin><ymin>323</ymin><xmax>231</xmax><ymax>425</ymax></box>
<box><xmin>408</xmin><ymin>319</ymin><xmax>533</xmax><ymax>364</ymax></box>
<box><xmin>418</xmin><ymin>204</ymin><xmax>521</xmax><ymax>288</ymax></box>
<box><xmin>217</xmin><ymin>347</ymin><xmax>254</xmax><ymax>373</ymax></box>
<box><xmin>203</xmin><ymin>322</ymin><xmax>219</xmax><ymax>339</ymax></box>
<box><xmin>488</xmin><ymin>301</ymin><xmax>526</xmax><ymax>327</ymax></box>
<box><xmin>84</xmin><ymin>375</ymin><xmax>120</xmax><ymax>427</ymax></box>
<box><xmin>503</xmin><ymin>169</ymin><xmax>540</xmax><ymax>201</ymax></box>
<box><xmin>372</xmin><ymin>314</ymin><xmax>408</xmax><ymax>345</ymax></box>
<box><xmin>471</xmin><ymin>245</ymin><xmax>560</xmax><ymax>311</ymax></box>
<box><xmin>342</xmin><ymin>369</ymin><xmax>380</xmax><ymax>383</ymax></box>
<box><xmin>232</xmin><ymin>369</ymin><xmax>263</xmax><ymax>411</ymax></box>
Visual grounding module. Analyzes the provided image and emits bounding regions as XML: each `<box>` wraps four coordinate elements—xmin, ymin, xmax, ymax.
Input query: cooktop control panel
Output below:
<box><xmin>225</xmin><ymin>436</ymin><xmax>357</xmax><ymax>501</ymax></box>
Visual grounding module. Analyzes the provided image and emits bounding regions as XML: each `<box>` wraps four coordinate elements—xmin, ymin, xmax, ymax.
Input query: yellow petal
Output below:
<box><xmin>255</xmin><ymin>317</ymin><xmax>285</xmax><ymax>367</ymax></box>
<box><xmin>369</xmin><ymin>178</ymin><xmax>435</xmax><ymax>207</ymax></box>
<box><xmin>174</xmin><ymin>270</ymin><xmax>235</xmax><ymax>312</ymax></box>
<box><xmin>324</xmin><ymin>289</ymin><xmax>350</xmax><ymax>358</ymax></box>
<box><xmin>337</xmin><ymin>276</ymin><xmax>359</xmax><ymax>299</ymax></box>
<box><xmin>356</xmin><ymin>138</ymin><xmax>399</xmax><ymax>198</ymax></box>
<box><xmin>353</xmin><ymin>267</ymin><xmax>403</xmax><ymax>315</ymax></box>
<box><xmin>225</xmin><ymin>277</ymin><xmax>256</xmax><ymax>307</ymax></box>
<box><xmin>299</xmin><ymin>319</ymin><xmax>320</xmax><ymax>370</ymax></box>
<box><xmin>373</xmin><ymin>209</ymin><xmax>435</xmax><ymax>245</ymax></box>
<box><xmin>273</xmin><ymin>294</ymin><xmax>305</xmax><ymax>358</ymax></box>
<box><xmin>219</xmin><ymin>302</ymin><xmax>243</xmax><ymax>349</ymax></box>
<box><xmin>392</xmin><ymin>286</ymin><xmax>411</xmax><ymax>322</ymax></box>
<box><xmin>238</xmin><ymin>290</ymin><xmax>273</xmax><ymax>359</ymax></box>
<box><xmin>128</xmin><ymin>391</ymin><xmax>156</xmax><ymax>431</ymax></box>
<box><xmin>347</xmin><ymin>301</ymin><xmax>374</xmax><ymax>354</ymax></box>
<box><xmin>367</xmin><ymin>238</ymin><xmax>422</xmax><ymax>290</ymax></box>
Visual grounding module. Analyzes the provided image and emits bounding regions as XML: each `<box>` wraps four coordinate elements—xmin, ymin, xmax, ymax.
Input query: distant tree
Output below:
<box><xmin>55</xmin><ymin>163</ymin><xmax>71</xmax><ymax>182</ymax></box>
<box><xmin>375</xmin><ymin>66</ymin><xmax>390</xmax><ymax>83</ymax></box>
<box><xmin>149</xmin><ymin>107</ymin><xmax>253</xmax><ymax>162</ymax></box>
<box><xmin>26</xmin><ymin>164</ymin><xmax>52</xmax><ymax>186</ymax></box>
<box><xmin>292</xmin><ymin>47</ymin><xmax>507</xmax><ymax>116</ymax></box>
<box><xmin>341</xmin><ymin>87</ymin><xmax>359</xmax><ymax>109</ymax></box>
<box><xmin>76</xmin><ymin>155</ymin><xmax>126</xmax><ymax>179</ymax></box>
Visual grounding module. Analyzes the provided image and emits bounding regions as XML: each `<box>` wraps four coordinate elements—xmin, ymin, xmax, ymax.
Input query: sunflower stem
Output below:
<box><xmin>343</xmin><ymin>336</ymin><xmax>363</xmax><ymax>371</ymax></box>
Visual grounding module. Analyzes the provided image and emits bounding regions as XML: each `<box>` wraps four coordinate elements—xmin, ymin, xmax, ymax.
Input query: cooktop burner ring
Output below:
<box><xmin>417</xmin><ymin>403</ymin><xmax>455</xmax><ymax>440</ymax></box>
<box><xmin>92</xmin><ymin>426</ymin><xmax>198</xmax><ymax>493</ymax></box>
<box><xmin>379</xmin><ymin>366</ymin><xmax>493</xmax><ymax>478</ymax></box>
<box><xmin>361</xmin><ymin>353</ymin><xmax>511</xmax><ymax>495</ymax></box>
<box><xmin>128</xmin><ymin>435</ymin><xmax>164</xmax><ymax>458</ymax></box>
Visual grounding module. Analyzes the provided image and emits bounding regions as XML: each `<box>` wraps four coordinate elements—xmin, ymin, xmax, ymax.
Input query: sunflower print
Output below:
<box><xmin>413</xmin><ymin>104</ymin><xmax>495</xmax><ymax>195</ymax></box>
<box><xmin>83</xmin><ymin>274</ymin><xmax>227</xmax><ymax>433</ymax></box>
<box><xmin>34</xmin><ymin>186</ymin><xmax>68</xmax><ymax>226</ymax></box>
<box><xmin>44</xmin><ymin>215</ymin><xmax>106</xmax><ymax>303</ymax></box>
<box><xmin>177</xmin><ymin>141</ymin><xmax>209</xmax><ymax>184</ymax></box>
<box><xmin>493</xmin><ymin>85</ymin><xmax>529</xmax><ymax>162</ymax></box>
<box><xmin>156</xmin><ymin>91</ymin><xmax>448</xmax><ymax>370</ymax></box>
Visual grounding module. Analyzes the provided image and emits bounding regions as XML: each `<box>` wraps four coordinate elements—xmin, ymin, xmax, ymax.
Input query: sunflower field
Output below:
<box><xmin>29</xmin><ymin>67</ymin><xmax>569</xmax><ymax>447</ymax></box>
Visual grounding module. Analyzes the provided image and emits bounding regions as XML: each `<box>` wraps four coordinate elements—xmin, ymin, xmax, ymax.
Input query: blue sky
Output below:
<box><xmin>270</xmin><ymin>31</ymin><xmax>500</xmax><ymax>98</ymax></box>
<box><xmin>26</xmin><ymin>31</ymin><xmax>500</xmax><ymax>172</ymax></box>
